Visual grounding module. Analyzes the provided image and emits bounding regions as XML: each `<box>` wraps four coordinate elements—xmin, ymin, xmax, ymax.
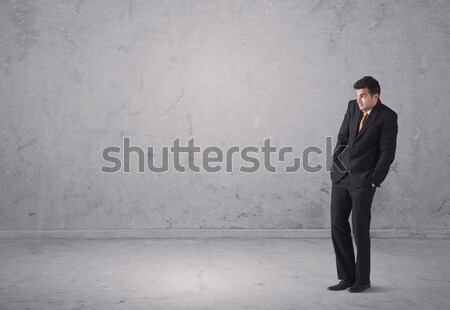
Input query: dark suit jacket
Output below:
<box><xmin>330</xmin><ymin>99</ymin><xmax>398</xmax><ymax>188</ymax></box>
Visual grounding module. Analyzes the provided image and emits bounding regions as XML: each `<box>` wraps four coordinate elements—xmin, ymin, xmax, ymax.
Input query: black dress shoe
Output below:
<box><xmin>327</xmin><ymin>280</ymin><xmax>354</xmax><ymax>291</ymax></box>
<box><xmin>348</xmin><ymin>282</ymin><xmax>371</xmax><ymax>293</ymax></box>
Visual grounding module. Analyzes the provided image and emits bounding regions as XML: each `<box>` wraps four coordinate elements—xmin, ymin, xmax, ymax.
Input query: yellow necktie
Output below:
<box><xmin>359</xmin><ymin>111</ymin><xmax>368</xmax><ymax>132</ymax></box>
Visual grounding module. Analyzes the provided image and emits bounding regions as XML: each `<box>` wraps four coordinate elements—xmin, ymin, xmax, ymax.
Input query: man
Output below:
<box><xmin>328</xmin><ymin>76</ymin><xmax>398</xmax><ymax>293</ymax></box>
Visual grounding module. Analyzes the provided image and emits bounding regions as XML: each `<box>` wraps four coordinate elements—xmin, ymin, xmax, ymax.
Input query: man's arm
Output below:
<box><xmin>372</xmin><ymin>112</ymin><xmax>398</xmax><ymax>187</ymax></box>
<box><xmin>333</xmin><ymin>102</ymin><xmax>351</xmax><ymax>163</ymax></box>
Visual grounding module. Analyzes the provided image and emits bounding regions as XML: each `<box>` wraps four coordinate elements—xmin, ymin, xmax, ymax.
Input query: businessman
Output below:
<box><xmin>328</xmin><ymin>76</ymin><xmax>398</xmax><ymax>293</ymax></box>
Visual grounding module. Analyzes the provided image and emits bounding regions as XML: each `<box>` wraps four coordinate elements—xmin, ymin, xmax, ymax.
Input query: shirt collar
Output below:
<box><xmin>364</xmin><ymin>101</ymin><xmax>380</xmax><ymax>115</ymax></box>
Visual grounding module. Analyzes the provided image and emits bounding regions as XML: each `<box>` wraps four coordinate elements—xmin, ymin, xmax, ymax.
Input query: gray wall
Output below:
<box><xmin>1</xmin><ymin>0</ymin><xmax>449</xmax><ymax>231</ymax></box>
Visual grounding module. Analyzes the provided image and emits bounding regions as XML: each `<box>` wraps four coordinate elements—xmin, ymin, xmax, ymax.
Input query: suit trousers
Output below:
<box><xmin>331</xmin><ymin>173</ymin><xmax>376</xmax><ymax>284</ymax></box>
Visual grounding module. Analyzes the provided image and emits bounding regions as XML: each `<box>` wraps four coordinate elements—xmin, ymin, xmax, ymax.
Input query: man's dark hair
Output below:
<box><xmin>353</xmin><ymin>76</ymin><xmax>381</xmax><ymax>97</ymax></box>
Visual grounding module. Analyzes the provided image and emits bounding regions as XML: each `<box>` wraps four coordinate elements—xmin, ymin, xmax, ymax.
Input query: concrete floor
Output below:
<box><xmin>0</xmin><ymin>238</ymin><xmax>449</xmax><ymax>310</ymax></box>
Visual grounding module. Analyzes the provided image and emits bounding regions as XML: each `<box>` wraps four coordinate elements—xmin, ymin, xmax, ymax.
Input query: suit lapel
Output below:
<box><xmin>353</xmin><ymin>101</ymin><xmax>383</xmax><ymax>142</ymax></box>
<box><xmin>351</xmin><ymin>106</ymin><xmax>362</xmax><ymax>141</ymax></box>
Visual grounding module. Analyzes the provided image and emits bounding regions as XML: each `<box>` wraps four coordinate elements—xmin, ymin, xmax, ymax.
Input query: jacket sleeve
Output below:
<box><xmin>333</xmin><ymin>102</ymin><xmax>351</xmax><ymax>163</ymax></box>
<box><xmin>372</xmin><ymin>111</ymin><xmax>398</xmax><ymax>186</ymax></box>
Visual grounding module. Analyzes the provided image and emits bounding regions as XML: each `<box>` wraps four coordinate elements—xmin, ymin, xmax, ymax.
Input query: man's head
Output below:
<box><xmin>353</xmin><ymin>76</ymin><xmax>380</xmax><ymax>112</ymax></box>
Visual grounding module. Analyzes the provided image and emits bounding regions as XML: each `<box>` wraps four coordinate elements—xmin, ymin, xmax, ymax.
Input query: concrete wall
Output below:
<box><xmin>1</xmin><ymin>0</ymin><xmax>449</xmax><ymax>231</ymax></box>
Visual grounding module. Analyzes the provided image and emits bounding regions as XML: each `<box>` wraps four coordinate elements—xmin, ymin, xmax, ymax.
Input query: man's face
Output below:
<box><xmin>356</xmin><ymin>88</ymin><xmax>378</xmax><ymax>112</ymax></box>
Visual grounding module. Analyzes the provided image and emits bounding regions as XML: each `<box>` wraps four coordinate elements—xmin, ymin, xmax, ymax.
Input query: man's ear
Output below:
<box><xmin>373</xmin><ymin>93</ymin><xmax>379</xmax><ymax>103</ymax></box>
